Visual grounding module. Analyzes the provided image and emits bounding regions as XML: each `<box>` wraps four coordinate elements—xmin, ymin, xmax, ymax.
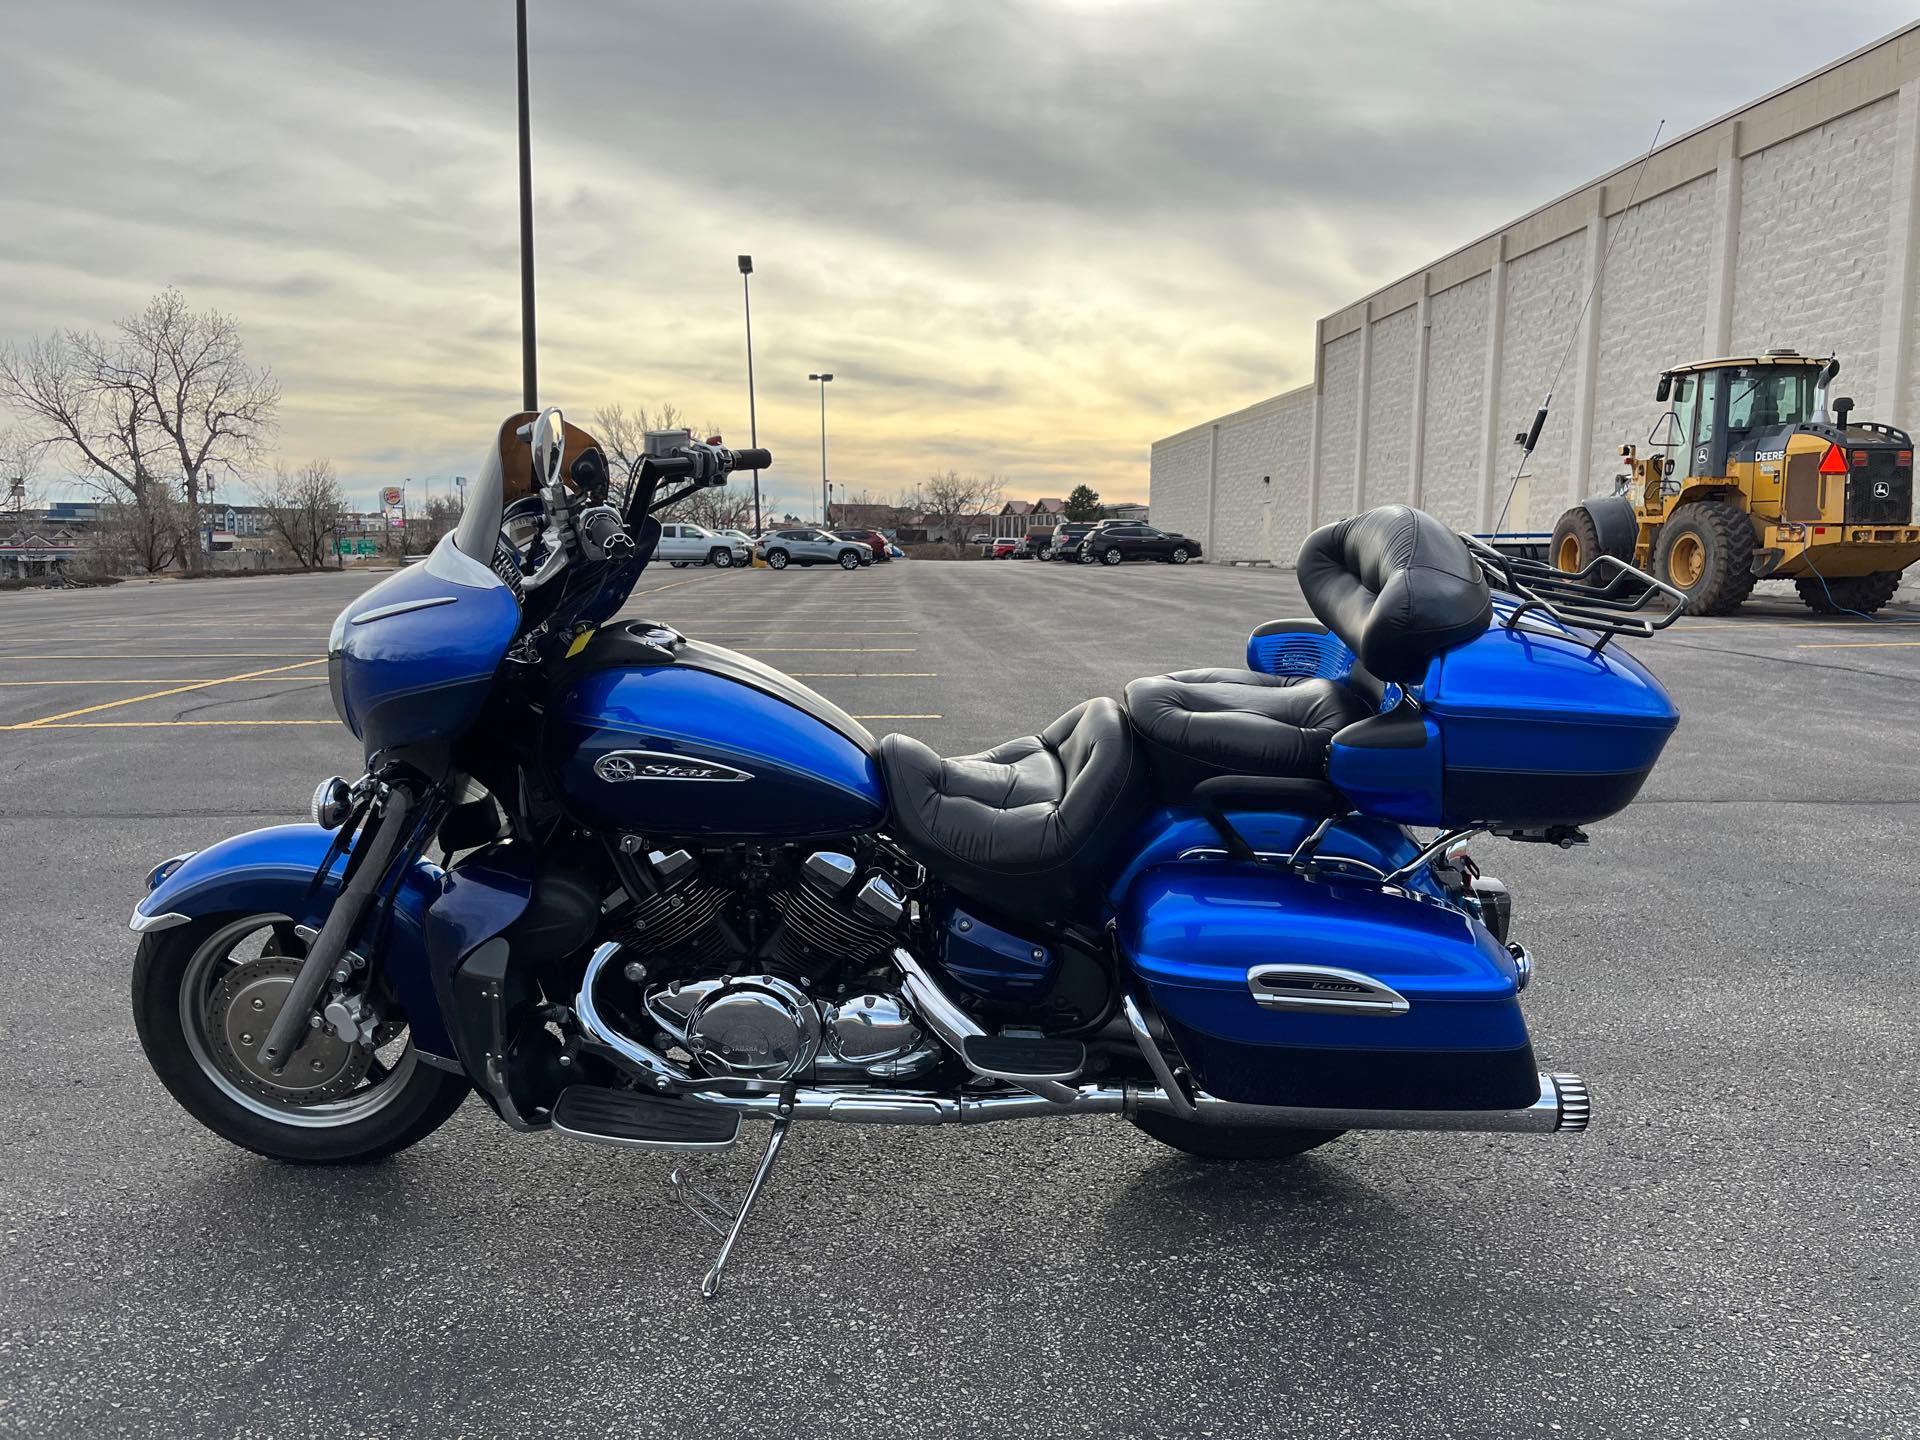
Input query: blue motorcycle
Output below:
<box><xmin>130</xmin><ymin>409</ymin><xmax>1683</xmax><ymax>1296</ymax></box>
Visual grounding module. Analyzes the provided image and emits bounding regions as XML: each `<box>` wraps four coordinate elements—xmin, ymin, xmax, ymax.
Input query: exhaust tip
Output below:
<box><xmin>1550</xmin><ymin>1072</ymin><xmax>1591</xmax><ymax>1132</ymax></box>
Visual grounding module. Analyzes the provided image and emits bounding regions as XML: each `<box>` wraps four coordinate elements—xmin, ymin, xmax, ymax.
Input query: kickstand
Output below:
<box><xmin>667</xmin><ymin>1112</ymin><xmax>794</xmax><ymax>1299</ymax></box>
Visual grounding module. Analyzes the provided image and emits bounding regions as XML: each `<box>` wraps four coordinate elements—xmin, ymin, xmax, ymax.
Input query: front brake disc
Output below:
<box><xmin>206</xmin><ymin>958</ymin><xmax>370</xmax><ymax>1105</ymax></box>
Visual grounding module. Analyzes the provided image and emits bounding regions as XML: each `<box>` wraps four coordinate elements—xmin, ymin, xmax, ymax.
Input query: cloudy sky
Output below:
<box><xmin>3</xmin><ymin>1</ymin><xmax>1914</xmax><ymax>515</ymax></box>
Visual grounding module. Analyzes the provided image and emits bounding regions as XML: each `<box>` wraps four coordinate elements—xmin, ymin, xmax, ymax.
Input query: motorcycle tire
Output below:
<box><xmin>133</xmin><ymin>914</ymin><xmax>470</xmax><ymax>1165</ymax></box>
<box><xmin>1131</xmin><ymin>1110</ymin><xmax>1344</xmax><ymax>1162</ymax></box>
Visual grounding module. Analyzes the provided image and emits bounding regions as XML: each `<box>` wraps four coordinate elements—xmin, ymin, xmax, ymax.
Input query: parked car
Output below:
<box><xmin>990</xmin><ymin>536</ymin><xmax>1019</xmax><ymax>559</ymax></box>
<box><xmin>968</xmin><ymin>533</ymin><xmax>994</xmax><ymax>546</ymax></box>
<box><xmin>755</xmin><ymin>527</ymin><xmax>873</xmax><ymax>571</ymax></box>
<box><xmin>657</xmin><ymin>522</ymin><xmax>749</xmax><ymax>568</ymax></box>
<box><xmin>833</xmin><ymin>528</ymin><xmax>891</xmax><ymax>562</ymax></box>
<box><xmin>1046</xmin><ymin>520</ymin><xmax>1099</xmax><ymax>560</ymax></box>
<box><xmin>1018</xmin><ymin>524</ymin><xmax>1056</xmax><ymax>559</ymax></box>
<box><xmin>1078</xmin><ymin>524</ymin><xmax>1203</xmax><ymax>566</ymax></box>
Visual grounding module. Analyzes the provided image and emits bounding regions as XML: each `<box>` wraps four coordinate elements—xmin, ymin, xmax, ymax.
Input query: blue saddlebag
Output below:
<box><xmin>1118</xmin><ymin>863</ymin><xmax>1535</xmax><ymax>1110</ymax></box>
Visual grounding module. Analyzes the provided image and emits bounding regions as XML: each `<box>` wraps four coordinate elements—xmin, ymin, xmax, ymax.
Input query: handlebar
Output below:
<box><xmin>644</xmin><ymin>445</ymin><xmax>771</xmax><ymax>481</ymax></box>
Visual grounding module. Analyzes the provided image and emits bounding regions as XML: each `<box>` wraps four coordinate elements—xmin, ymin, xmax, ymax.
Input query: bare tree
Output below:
<box><xmin>593</xmin><ymin>401</ymin><xmax>698</xmax><ymax>481</ymax></box>
<box><xmin>919</xmin><ymin>469</ymin><xmax>1007</xmax><ymax>551</ymax></box>
<box><xmin>661</xmin><ymin>483</ymin><xmax>755</xmax><ymax>532</ymax></box>
<box><xmin>0</xmin><ymin>291</ymin><xmax>278</xmax><ymax>571</ymax></box>
<box><xmin>0</xmin><ymin>331</ymin><xmax>182</xmax><ymax>569</ymax></box>
<box><xmin>88</xmin><ymin>290</ymin><xmax>279</xmax><ymax>568</ymax></box>
<box><xmin>252</xmin><ymin>458</ymin><xmax>345</xmax><ymax>570</ymax></box>
<box><xmin>89</xmin><ymin>490</ymin><xmax>186</xmax><ymax>575</ymax></box>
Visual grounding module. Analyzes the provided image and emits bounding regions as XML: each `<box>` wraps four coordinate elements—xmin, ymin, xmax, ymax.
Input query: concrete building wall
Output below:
<box><xmin>1152</xmin><ymin>23</ymin><xmax>1920</xmax><ymax>565</ymax></box>
<box><xmin>1361</xmin><ymin>307</ymin><xmax>1418</xmax><ymax>511</ymax></box>
<box><xmin>1587</xmin><ymin>174</ymin><xmax>1717</xmax><ymax>486</ymax></box>
<box><xmin>1418</xmin><ymin>273</ymin><xmax>1491</xmax><ymax>528</ymax></box>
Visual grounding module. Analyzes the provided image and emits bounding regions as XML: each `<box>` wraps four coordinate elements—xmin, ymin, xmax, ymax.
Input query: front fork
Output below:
<box><xmin>253</xmin><ymin>780</ymin><xmax>435</xmax><ymax>1073</ymax></box>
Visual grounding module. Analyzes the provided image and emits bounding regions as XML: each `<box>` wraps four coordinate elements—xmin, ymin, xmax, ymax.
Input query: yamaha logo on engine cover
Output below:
<box><xmin>594</xmin><ymin>750</ymin><xmax>753</xmax><ymax>783</ymax></box>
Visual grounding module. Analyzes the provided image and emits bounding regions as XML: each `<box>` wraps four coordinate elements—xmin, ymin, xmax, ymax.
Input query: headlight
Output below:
<box><xmin>310</xmin><ymin>776</ymin><xmax>354</xmax><ymax>830</ymax></box>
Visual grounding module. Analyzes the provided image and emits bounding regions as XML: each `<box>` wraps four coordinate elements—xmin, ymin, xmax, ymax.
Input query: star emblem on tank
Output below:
<box><xmin>593</xmin><ymin>750</ymin><xmax>753</xmax><ymax>783</ymax></box>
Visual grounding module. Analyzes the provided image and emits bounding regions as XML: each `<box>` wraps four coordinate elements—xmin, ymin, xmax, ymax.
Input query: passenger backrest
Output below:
<box><xmin>1295</xmin><ymin>506</ymin><xmax>1492</xmax><ymax>685</ymax></box>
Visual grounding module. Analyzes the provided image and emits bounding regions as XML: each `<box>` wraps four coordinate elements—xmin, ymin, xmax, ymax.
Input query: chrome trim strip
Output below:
<box><xmin>351</xmin><ymin>595</ymin><xmax>460</xmax><ymax>625</ymax></box>
<box><xmin>1247</xmin><ymin>963</ymin><xmax>1411</xmax><ymax>1017</ymax></box>
<box><xmin>128</xmin><ymin>909</ymin><xmax>191</xmax><ymax>935</ymax></box>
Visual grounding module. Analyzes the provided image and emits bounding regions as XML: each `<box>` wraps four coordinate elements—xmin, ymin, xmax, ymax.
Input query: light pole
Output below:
<box><xmin>739</xmin><ymin>256</ymin><xmax>761</xmax><ymax>533</ymax></box>
<box><xmin>808</xmin><ymin>372</ymin><xmax>833</xmax><ymax>524</ymax></box>
<box><xmin>515</xmin><ymin>0</ymin><xmax>538</xmax><ymax>412</ymax></box>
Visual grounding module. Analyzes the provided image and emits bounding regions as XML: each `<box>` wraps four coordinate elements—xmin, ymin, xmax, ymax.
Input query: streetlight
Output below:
<box><xmin>808</xmin><ymin>372</ymin><xmax>833</xmax><ymax>524</ymax></box>
<box><xmin>739</xmin><ymin>256</ymin><xmax>762</xmax><ymax>534</ymax></box>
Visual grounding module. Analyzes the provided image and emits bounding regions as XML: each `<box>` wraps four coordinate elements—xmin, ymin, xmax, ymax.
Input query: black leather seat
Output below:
<box><xmin>1124</xmin><ymin>668</ymin><xmax>1372</xmax><ymax>795</ymax></box>
<box><xmin>876</xmin><ymin>698</ymin><xmax>1148</xmax><ymax>921</ymax></box>
<box><xmin>1295</xmin><ymin>505</ymin><xmax>1492</xmax><ymax>684</ymax></box>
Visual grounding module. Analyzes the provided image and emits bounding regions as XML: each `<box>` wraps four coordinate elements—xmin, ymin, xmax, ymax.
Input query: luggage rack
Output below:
<box><xmin>1460</xmin><ymin>533</ymin><xmax>1686</xmax><ymax>651</ymax></box>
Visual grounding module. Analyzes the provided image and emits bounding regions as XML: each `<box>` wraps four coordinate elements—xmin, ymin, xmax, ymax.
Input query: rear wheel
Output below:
<box><xmin>1654</xmin><ymin>501</ymin><xmax>1755</xmax><ymax>615</ymax></box>
<box><xmin>669</xmin><ymin>560</ymin><xmax>689</xmax><ymax>569</ymax></box>
<box><xmin>708</xmin><ymin>547</ymin><xmax>733</xmax><ymax>568</ymax></box>
<box><xmin>1132</xmin><ymin>1110</ymin><xmax>1344</xmax><ymax>1162</ymax></box>
<box><xmin>1795</xmin><ymin>569</ymin><xmax>1903</xmax><ymax>614</ymax></box>
<box><xmin>132</xmin><ymin>914</ymin><xmax>468</xmax><ymax>1164</ymax></box>
<box><xmin>766</xmin><ymin>549</ymin><xmax>789</xmax><ymax>570</ymax></box>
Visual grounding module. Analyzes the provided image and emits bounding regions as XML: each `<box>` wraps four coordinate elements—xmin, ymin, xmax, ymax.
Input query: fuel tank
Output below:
<box><xmin>546</xmin><ymin>624</ymin><xmax>886</xmax><ymax>840</ymax></box>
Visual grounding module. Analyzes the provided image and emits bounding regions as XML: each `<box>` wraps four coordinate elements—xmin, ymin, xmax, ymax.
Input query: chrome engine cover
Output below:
<box><xmin>647</xmin><ymin>975</ymin><xmax>822</xmax><ymax>1081</ymax></box>
<box><xmin>821</xmin><ymin>992</ymin><xmax>936</xmax><ymax>1079</ymax></box>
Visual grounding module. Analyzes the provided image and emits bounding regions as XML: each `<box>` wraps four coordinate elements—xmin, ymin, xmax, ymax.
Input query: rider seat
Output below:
<box><xmin>876</xmin><ymin>697</ymin><xmax>1148</xmax><ymax>921</ymax></box>
<box><xmin>1123</xmin><ymin>668</ymin><xmax>1371</xmax><ymax>796</ymax></box>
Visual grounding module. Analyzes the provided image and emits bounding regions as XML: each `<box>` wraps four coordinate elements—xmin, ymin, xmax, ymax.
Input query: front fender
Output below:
<box><xmin>131</xmin><ymin>824</ymin><xmax>454</xmax><ymax>1062</ymax></box>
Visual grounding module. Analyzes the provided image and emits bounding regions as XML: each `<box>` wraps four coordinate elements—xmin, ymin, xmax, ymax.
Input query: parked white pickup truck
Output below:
<box><xmin>657</xmin><ymin>523</ymin><xmax>749</xmax><ymax>568</ymax></box>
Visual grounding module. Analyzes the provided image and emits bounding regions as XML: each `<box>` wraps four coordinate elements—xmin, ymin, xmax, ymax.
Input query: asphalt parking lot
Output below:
<box><xmin>3</xmin><ymin>556</ymin><xmax>1918</xmax><ymax>1439</ymax></box>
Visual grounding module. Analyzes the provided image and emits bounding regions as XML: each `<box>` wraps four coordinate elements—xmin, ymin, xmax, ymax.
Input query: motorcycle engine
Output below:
<box><xmin>604</xmin><ymin>843</ymin><xmax>938</xmax><ymax>1083</ymax></box>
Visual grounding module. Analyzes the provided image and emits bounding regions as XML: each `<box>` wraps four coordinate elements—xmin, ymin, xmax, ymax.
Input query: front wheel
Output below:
<box><xmin>708</xmin><ymin>547</ymin><xmax>733</xmax><ymax>568</ymax></box>
<box><xmin>1653</xmin><ymin>501</ymin><xmax>1755</xmax><ymax>615</ymax></box>
<box><xmin>132</xmin><ymin>913</ymin><xmax>469</xmax><ymax>1164</ymax></box>
<box><xmin>1132</xmin><ymin>1110</ymin><xmax>1344</xmax><ymax>1161</ymax></box>
<box><xmin>1169</xmin><ymin>547</ymin><xmax>1189</xmax><ymax>564</ymax></box>
<box><xmin>839</xmin><ymin>549</ymin><xmax>862</xmax><ymax>570</ymax></box>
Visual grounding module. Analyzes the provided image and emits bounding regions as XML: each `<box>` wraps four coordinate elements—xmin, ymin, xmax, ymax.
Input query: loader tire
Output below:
<box><xmin>1551</xmin><ymin>509</ymin><xmax>1603</xmax><ymax>574</ymax></box>
<box><xmin>1654</xmin><ymin>501</ymin><xmax>1755</xmax><ymax>615</ymax></box>
<box><xmin>1794</xmin><ymin>570</ymin><xmax>1903</xmax><ymax>615</ymax></box>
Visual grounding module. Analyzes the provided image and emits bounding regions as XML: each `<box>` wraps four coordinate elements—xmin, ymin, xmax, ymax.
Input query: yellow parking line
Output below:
<box><xmin>0</xmin><ymin>653</ymin><xmax>322</xmax><ymax>660</ymax></box>
<box><xmin>1</xmin><ymin>658</ymin><xmax>329</xmax><ymax>729</ymax></box>
<box><xmin>7</xmin><ymin>719</ymin><xmax>337</xmax><ymax>729</ymax></box>
<box><xmin>0</xmin><ymin>677</ymin><xmax>327</xmax><ymax>686</ymax></box>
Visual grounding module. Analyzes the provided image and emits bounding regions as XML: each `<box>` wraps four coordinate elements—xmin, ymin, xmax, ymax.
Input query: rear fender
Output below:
<box><xmin>131</xmin><ymin>823</ymin><xmax>455</xmax><ymax>1063</ymax></box>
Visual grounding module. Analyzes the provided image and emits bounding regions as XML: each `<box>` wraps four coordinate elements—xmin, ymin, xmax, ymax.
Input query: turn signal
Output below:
<box><xmin>1818</xmin><ymin>443</ymin><xmax>1849</xmax><ymax>475</ymax></box>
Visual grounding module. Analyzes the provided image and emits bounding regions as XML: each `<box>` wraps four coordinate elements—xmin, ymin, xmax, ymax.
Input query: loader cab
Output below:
<box><xmin>1655</xmin><ymin>353</ymin><xmax>1826</xmax><ymax>483</ymax></box>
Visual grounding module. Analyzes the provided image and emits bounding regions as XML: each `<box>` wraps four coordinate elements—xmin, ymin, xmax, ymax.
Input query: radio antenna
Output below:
<box><xmin>515</xmin><ymin>0</ymin><xmax>538</xmax><ymax>412</ymax></box>
<box><xmin>1492</xmin><ymin>118</ymin><xmax>1664</xmax><ymax>535</ymax></box>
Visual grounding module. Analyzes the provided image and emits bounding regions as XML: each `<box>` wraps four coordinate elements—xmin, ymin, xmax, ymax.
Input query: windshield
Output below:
<box><xmin>1727</xmin><ymin>367</ymin><xmax>1818</xmax><ymax>436</ymax></box>
<box><xmin>455</xmin><ymin>415</ymin><xmax>523</xmax><ymax>560</ymax></box>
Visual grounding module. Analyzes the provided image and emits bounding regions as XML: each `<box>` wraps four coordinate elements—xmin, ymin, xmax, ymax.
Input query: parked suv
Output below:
<box><xmin>755</xmin><ymin>528</ymin><xmax>872</xmax><ymax>571</ymax></box>
<box><xmin>1047</xmin><ymin>520</ymin><xmax>1098</xmax><ymax>560</ymax></box>
<box><xmin>833</xmin><ymin>529</ymin><xmax>891</xmax><ymax>562</ymax></box>
<box><xmin>656</xmin><ymin>522</ymin><xmax>749</xmax><ymax>568</ymax></box>
<box><xmin>1078</xmin><ymin>524</ymin><xmax>1203</xmax><ymax>566</ymax></box>
<box><xmin>1018</xmin><ymin>524</ymin><xmax>1056</xmax><ymax>559</ymax></box>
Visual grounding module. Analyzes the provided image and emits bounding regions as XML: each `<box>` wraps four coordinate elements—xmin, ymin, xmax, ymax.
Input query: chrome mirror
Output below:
<box><xmin>534</xmin><ymin>407</ymin><xmax>567</xmax><ymax>493</ymax></box>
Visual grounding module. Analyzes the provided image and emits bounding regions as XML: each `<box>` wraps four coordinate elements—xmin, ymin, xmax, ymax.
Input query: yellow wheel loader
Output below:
<box><xmin>1553</xmin><ymin>350</ymin><xmax>1919</xmax><ymax>615</ymax></box>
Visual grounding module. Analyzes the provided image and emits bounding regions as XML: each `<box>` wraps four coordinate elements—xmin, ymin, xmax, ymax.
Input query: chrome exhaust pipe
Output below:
<box><xmin>577</xmin><ymin>944</ymin><xmax>1590</xmax><ymax>1136</ymax></box>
